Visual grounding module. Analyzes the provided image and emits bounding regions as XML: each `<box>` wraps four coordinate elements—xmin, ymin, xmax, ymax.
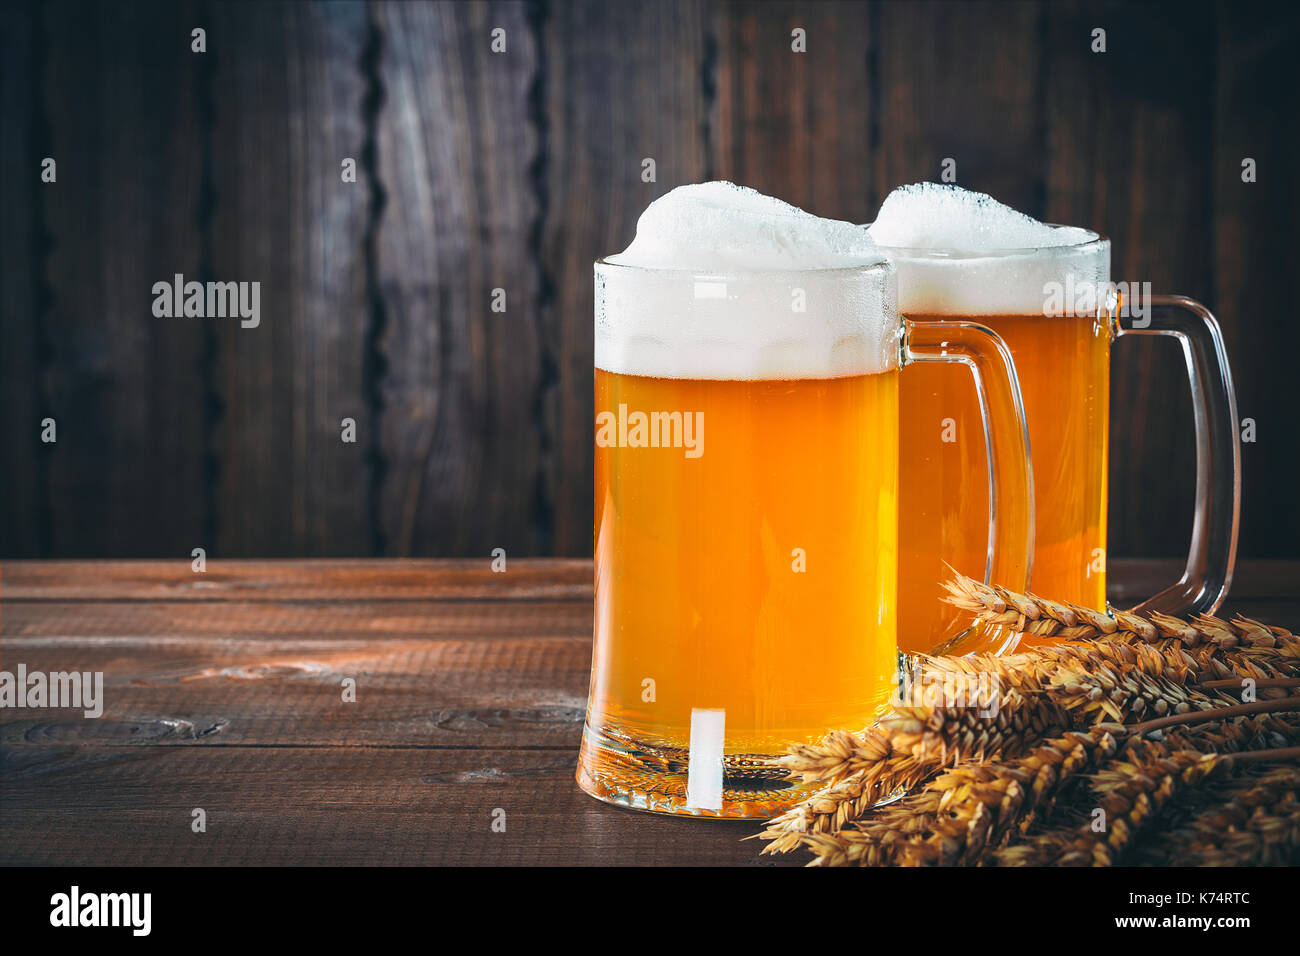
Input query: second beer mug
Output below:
<box><xmin>871</xmin><ymin>184</ymin><xmax>1241</xmax><ymax>652</ymax></box>
<box><xmin>576</xmin><ymin>184</ymin><xmax>1033</xmax><ymax>818</ymax></box>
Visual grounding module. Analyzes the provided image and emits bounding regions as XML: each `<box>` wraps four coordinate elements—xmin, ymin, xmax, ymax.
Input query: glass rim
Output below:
<box><xmin>594</xmin><ymin>257</ymin><xmax>895</xmax><ymax>279</ymax></box>
<box><xmin>868</xmin><ymin>224</ymin><xmax>1109</xmax><ymax>260</ymax></box>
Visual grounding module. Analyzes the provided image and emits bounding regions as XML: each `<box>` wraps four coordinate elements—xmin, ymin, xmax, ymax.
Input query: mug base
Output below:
<box><xmin>574</xmin><ymin>723</ymin><xmax>821</xmax><ymax>820</ymax></box>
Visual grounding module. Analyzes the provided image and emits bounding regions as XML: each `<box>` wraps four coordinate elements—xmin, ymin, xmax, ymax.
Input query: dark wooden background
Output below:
<box><xmin>1</xmin><ymin>0</ymin><xmax>1297</xmax><ymax>563</ymax></box>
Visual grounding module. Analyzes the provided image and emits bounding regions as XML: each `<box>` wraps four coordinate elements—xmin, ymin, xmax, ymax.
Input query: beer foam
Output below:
<box><xmin>598</xmin><ymin>182</ymin><xmax>898</xmax><ymax>379</ymax></box>
<box><xmin>608</xmin><ymin>182</ymin><xmax>885</xmax><ymax>271</ymax></box>
<box><xmin>868</xmin><ymin>183</ymin><xmax>1110</xmax><ymax>316</ymax></box>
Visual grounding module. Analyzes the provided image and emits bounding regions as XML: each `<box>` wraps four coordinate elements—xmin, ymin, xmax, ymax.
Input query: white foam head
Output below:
<box><xmin>868</xmin><ymin>183</ymin><xmax>1110</xmax><ymax>316</ymax></box>
<box><xmin>597</xmin><ymin>182</ymin><xmax>898</xmax><ymax>380</ymax></box>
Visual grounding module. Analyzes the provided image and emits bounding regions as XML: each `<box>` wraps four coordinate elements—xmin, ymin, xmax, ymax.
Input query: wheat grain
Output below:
<box><xmin>943</xmin><ymin>572</ymin><xmax>1299</xmax><ymax>657</ymax></box>
<box><xmin>1130</xmin><ymin>764</ymin><xmax>1300</xmax><ymax>866</ymax></box>
<box><xmin>784</xmin><ymin>711</ymin><xmax>1300</xmax><ymax>867</ymax></box>
<box><xmin>992</xmin><ymin>736</ymin><xmax>1227</xmax><ymax>866</ymax></box>
<box><xmin>758</xmin><ymin>579</ymin><xmax>1300</xmax><ymax>867</ymax></box>
<box><xmin>917</xmin><ymin>642</ymin><xmax>1219</xmax><ymax>725</ymax></box>
<box><xmin>760</xmin><ymin>688</ymin><xmax>1065</xmax><ymax>851</ymax></box>
<box><xmin>991</xmin><ymin>715</ymin><xmax>1300</xmax><ymax>867</ymax></box>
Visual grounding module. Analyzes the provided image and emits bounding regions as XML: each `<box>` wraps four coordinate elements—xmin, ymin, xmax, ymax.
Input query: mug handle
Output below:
<box><xmin>1115</xmin><ymin>295</ymin><xmax>1241</xmax><ymax>616</ymax></box>
<box><xmin>902</xmin><ymin>319</ymin><xmax>1036</xmax><ymax>614</ymax></box>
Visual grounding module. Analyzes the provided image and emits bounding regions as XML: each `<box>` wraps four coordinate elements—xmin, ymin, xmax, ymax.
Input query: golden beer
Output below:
<box><xmin>878</xmin><ymin>182</ymin><xmax>1239</xmax><ymax>645</ymax></box>
<box><xmin>877</xmin><ymin>217</ymin><xmax>1112</xmax><ymax>650</ymax></box>
<box><xmin>579</xmin><ymin>240</ymin><xmax>909</xmax><ymax>817</ymax></box>
<box><xmin>582</xmin><ymin>366</ymin><xmax>900</xmax><ymax>809</ymax></box>
<box><xmin>900</xmin><ymin>310</ymin><xmax>1110</xmax><ymax>645</ymax></box>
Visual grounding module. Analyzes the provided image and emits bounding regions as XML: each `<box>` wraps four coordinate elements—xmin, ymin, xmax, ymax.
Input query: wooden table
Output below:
<box><xmin>2</xmin><ymin>558</ymin><xmax>1296</xmax><ymax>866</ymax></box>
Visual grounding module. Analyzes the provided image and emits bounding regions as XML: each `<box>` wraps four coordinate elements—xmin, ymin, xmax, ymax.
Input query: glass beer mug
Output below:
<box><xmin>576</xmin><ymin>226</ymin><xmax>1033</xmax><ymax>818</ymax></box>
<box><xmin>874</xmin><ymin>191</ymin><xmax>1240</xmax><ymax>655</ymax></box>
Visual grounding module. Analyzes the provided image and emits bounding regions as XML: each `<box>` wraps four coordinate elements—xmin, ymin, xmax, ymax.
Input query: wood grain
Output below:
<box><xmin>874</xmin><ymin>0</ymin><xmax>1046</xmax><ymax>216</ymax></box>
<box><xmin>0</xmin><ymin>748</ymin><xmax>781</xmax><ymax>866</ymax></box>
<box><xmin>0</xmin><ymin>0</ymin><xmax>42</xmax><ymax>557</ymax></box>
<box><xmin>0</xmin><ymin>557</ymin><xmax>1295</xmax><ymax>865</ymax></box>
<box><xmin>1212</xmin><ymin>4</ymin><xmax>1300</xmax><ymax>559</ymax></box>
<box><xmin>0</xmin><ymin>557</ymin><xmax>590</xmax><ymax>600</ymax></box>
<box><xmin>5</xmin><ymin>557</ymin><xmax>1294</xmax><ymax>604</ymax></box>
<box><xmin>36</xmin><ymin>0</ymin><xmax>208</xmax><ymax>558</ymax></box>
<box><xmin>540</xmin><ymin>0</ymin><xmax>712</xmax><ymax>554</ymax></box>
<box><xmin>0</xmin><ymin>0</ymin><xmax>1296</xmax><ymax>561</ymax></box>
<box><xmin>0</xmin><ymin>627</ymin><xmax>590</xmax><ymax>749</ymax></box>
<box><xmin>714</xmin><ymin>0</ymin><xmax>875</xmax><ymax>222</ymax></box>
<box><xmin>372</xmin><ymin>1</ymin><xmax>546</xmax><ymax>557</ymax></box>
<box><xmin>1044</xmin><ymin>0</ymin><xmax>1214</xmax><ymax>560</ymax></box>
<box><xmin>209</xmin><ymin>1</ymin><xmax>371</xmax><ymax>556</ymax></box>
<box><xmin>0</xmin><ymin>558</ymin><xmax>775</xmax><ymax>865</ymax></box>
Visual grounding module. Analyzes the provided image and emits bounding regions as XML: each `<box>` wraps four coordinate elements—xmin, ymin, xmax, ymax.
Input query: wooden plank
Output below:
<box><xmin>4</xmin><ymin>558</ymin><xmax>1293</xmax><ymax>602</ymax></box>
<box><xmin>1044</xmin><ymin>0</ymin><xmax>1215</xmax><ymax>560</ymax></box>
<box><xmin>1213</xmin><ymin>4</ymin><xmax>1300</xmax><ymax>559</ymax></box>
<box><xmin>540</xmin><ymin>0</ymin><xmax>711</xmax><ymax>554</ymax></box>
<box><xmin>2</xmin><ymin>585</ymin><xmax>1293</xmax><ymax>756</ymax></box>
<box><xmin>1</xmin><ymin>552</ymin><xmax>1295</xmax><ymax>867</ymax></box>
<box><xmin>209</xmin><ymin>1</ymin><xmax>370</xmax><ymax>557</ymax></box>
<box><xmin>713</xmin><ymin>1</ymin><xmax>875</xmax><ymax>223</ymax></box>
<box><xmin>0</xmin><ymin>627</ymin><xmax>589</xmax><ymax>749</ymax></box>
<box><xmin>372</xmin><ymin>1</ymin><xmax>545</xmax><ymax>557</ymax></box>
<box><xmin>0</xmin><ymin>558</ymin><xmax>591</xmax><ymax>600</ymax></box>
<box><xmin>0</xmin><ymin>747</ymin><xmax>783</xmax><ymax>866</ymax></box>
<box><xmin>0</xmin><ymin>597</ymin><xmax>588</xmax><ymax>638</ymax></box>
<box><xmin>874</xmin><ymin>0</ymin><xmax>1046</xmax><ymax>215</ymax></box>
<box><xmin>0</xmin><ymin>0</ymin><xmax>43</xmax><ymax>558</ymax></box>
<box><xmin>38</xmin><ymin>0</ymin><xmax>208</xmax><ymax>557</ymax></box>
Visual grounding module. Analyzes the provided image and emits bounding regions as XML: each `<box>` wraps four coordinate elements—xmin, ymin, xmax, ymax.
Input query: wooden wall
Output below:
<box><xmin>2</xmin><ymin>0</ymin><xmax>1297</xmax><ymax>560</ymax></box>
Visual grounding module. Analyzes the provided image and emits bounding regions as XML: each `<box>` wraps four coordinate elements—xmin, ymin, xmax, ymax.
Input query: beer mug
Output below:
<box><xmin>873</xmin><ymin>187</ymin><xmax>1240</xmax><ymax>653</ymax></box>
<box><xmin>577</xmin><ymin>186</ymin><xmax>1033</xmax><ymax>818</ymax></box>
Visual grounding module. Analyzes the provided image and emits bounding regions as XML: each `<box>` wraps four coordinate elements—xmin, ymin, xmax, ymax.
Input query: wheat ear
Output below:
<box><xmin>759</xmin><ymin>689</ymin><xmax>1065</xmax><ymax>850</ymax></box>
<box><xmin>942</xmin><ymin>572</ymin><xmax>1298</xmax><ymax>652</ymax></box>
